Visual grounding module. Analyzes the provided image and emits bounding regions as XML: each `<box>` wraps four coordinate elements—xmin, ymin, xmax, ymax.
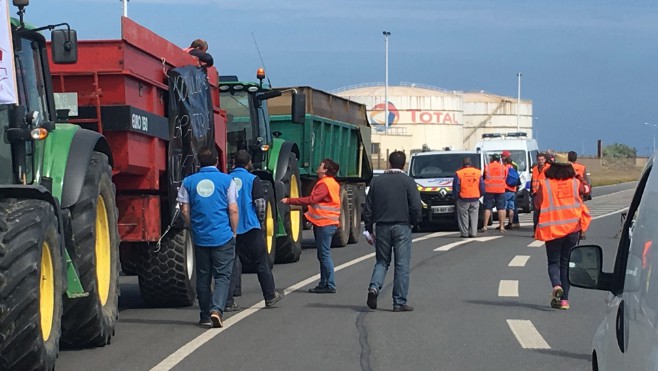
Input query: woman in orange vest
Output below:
<box><xmin>531</xmin><ymin>152</ymin><xmax>550</xmax><ymax>231</ymax></box>
<box><xmin>534</xmin><ymin>153</ymin><xmax>591</xmax><ymax>310</ymax></box>
<box><xmin>283</xmin><ymin>158</ymin><xmax>341</xmax><ymax>293</ymax></box>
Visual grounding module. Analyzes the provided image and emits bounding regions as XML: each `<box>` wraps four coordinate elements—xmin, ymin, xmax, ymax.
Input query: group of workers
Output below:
<box><xmin>453</xmin><ymin>150</ymin><xmax>591</xmax><ymax>309</ymax></box>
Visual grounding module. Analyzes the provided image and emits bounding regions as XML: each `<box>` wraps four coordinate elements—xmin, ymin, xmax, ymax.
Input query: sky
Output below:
<box><xmin>20</xmin><ymin>0</ymin><xmax>658</xmax><ymax>156</ymax></box>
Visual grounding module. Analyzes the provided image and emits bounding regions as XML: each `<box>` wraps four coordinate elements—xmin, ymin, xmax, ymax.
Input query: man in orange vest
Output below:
<box><xmin>283</xmin><ymin>158</ymin><xmax>341</xmax><ymax>294</ymax></box>
<box><xmin>534</xmin><ymin>153</ymin><xmax>591</xmax><ymax>310</ymax></box>
<box><xmin>531</xmin><ymin>152</ymin><xmax>550</xmax><ymax>231</ymax></box>
<box><xmin>453</xmin><ymin>157</ymin><xmax>484</xmax><ymax>238</ymax></box>
<box><xmin>482</xmin><ymin>153</ymin><xmax>508</xmax><ymax>232</ymax></box>
<box><xmin>568</xmin><ymin>151</ymin><xmax>591</xmax><ymax>201</ymax></box>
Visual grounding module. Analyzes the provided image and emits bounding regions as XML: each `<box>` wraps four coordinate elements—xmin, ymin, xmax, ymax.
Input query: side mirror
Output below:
<box><xmin>51</xmin><ymin>29</ymin><xmax>78</xmax><ymax>64</ymax></box>
<box><xmin>256</xmin><ymin>90</ymin><xmax>283</xmax><ymax>102</ymax></box>
<box><xmin>568</xmin><ymin>245</ymin><xmax>605</xmax><ymax>289</ymax></box>
<box><xmin>292</xmin><ymin>93</ymin><xmax>306</xmax><ymax>124</ymax></box>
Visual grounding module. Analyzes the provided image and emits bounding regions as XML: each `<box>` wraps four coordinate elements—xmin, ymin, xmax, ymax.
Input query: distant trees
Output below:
<box><xmin>603</xmin><ymin>143</ymin><xmax>637</xmax><ymax>168</ymax></box>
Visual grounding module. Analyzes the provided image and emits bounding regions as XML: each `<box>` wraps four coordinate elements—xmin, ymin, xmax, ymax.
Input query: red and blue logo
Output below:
<box><xmin>369</xmin><ymin>102</ymin><xmax>399</xmax><ymax>128</ymax></box>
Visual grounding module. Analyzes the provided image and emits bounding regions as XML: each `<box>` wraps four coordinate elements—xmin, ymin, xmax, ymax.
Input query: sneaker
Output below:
<box><xmin>504</xmin><ymin>223</ymin><xmax>513</xmax><ymax>230</ymax></box>
<box><xmin>459</xmin><ymin>235</ymin><xmax>469</xmax><ymax>238</ymax></box>
<box><xmin>265</xmin><ymin>290</ymin><xmax>285</xmax><ymax>308</ymax></box>
<box><xmin>393</xmin><ymin>304</ymin><xmax>414</xmax><ymax>312</ymax></box>
<box><xmin>309</xmin><ymin>286</ymin><xmax>336</xmax><ymax>294</ymax></box>
<box><xmin>367</xmin><ymin>288</ymin><xmax>378</xmax><ymax>310</ymax></box>
<box><xmin>512</xmin><ymin>223</ymin><xmax>521</xmax><ymax>228</ymax></box>
<box><xmin>550</xmin><ymin>298</ymin><xmax>561</xmax><ymax>309</ymax></box>
<box><xmin>224</xmin><ymin>302</ymin><xmax>241</xmax><ymax>312</ymax></box>
<box><xmin>552</xmin><ymin>285</ymin><xmax>564</xmax><ymax>300</ymax></box>
<box><xmin>198</xmin><ymin>317</ymin><xmax>212</xmax><ymax>327</ymax></box>
<box><xmin>210</xmin><ymin>311</ymin><xmax>223</xmax><ymax>328</ymax></box>
<box><xmin>560</xmin><ymin>300</ymin><xmax>570</xmax><ymax>310</ymax></box>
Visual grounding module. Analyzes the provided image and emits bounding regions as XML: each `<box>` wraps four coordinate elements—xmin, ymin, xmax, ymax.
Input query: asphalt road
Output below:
<box><xmin>56</xmin><ymin>182</ymin><xmax>637</xmax><ymax>371</ymax></box>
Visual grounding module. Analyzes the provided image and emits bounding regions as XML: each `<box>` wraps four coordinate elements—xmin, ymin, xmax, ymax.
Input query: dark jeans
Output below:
<box><xmin>545</xmin><ymin>232</ymin><xmax>580</xmax><ymax>300</ymax></box>
<box><xmin>195</xmin><ymin>238</ymin><xmax>235</xmax><ymax>319</ymax></box>
<box><xmin>313</xmin><ymin>225</ymin><xmax>337</xmax><ymax>289</ymax></box>
<box><xmin>228</xmin><ymin>228</ymin><xmax>276</xmax><ymax>303</ymax></box>
<box><xmin>369</xmin><ymin>223</ymin><xmax>412</xmax><ymax>306</ymax></box>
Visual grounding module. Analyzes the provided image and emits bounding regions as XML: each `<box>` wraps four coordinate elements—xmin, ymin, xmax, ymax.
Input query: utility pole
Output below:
<box><xmin>122</xmin><ymin>0</ymin><xmax>128</xmax><ymax>17</ymax></box>
<box><xmin>383</xmin><ymin>31</ymin><xmax>391</xmax><ymax>134</ymax></box>
<box><xmin>516</xmin><ymin>72</ymin><xmax>522</xmax><ymax>132</ymax></box>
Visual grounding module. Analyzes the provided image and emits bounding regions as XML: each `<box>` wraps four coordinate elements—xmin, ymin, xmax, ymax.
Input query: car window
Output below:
<box><xmin>483</xmin><ymin>150</ymin><xmax>527</xmax><ymax>171</ymax></box>
<box><xmin>410</xmin><ymin>154</ymin><xmax>480</xmax><ymax>178</ymax></box>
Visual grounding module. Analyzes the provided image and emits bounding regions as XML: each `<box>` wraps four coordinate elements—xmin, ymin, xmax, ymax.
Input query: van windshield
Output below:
<box><xmin>410</xmin><ymin>153</ymin><xmax>481</xmax><ymax>178</ymax></box>
<box><xmin>484</xmin><ymin>150</ymin><xmax>527</xmax><ymax>171</ymax></box>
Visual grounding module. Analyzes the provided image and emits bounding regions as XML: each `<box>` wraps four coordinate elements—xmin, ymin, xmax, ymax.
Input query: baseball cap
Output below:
<box><xmin>490</xmin><ymin>153</ymin><xmax>501</xmax><ymax>161</ymax></box>
<box><xmin>502</xmin><ymin>150</ymin><xmax>511</xmax><ymax>158</ymax></box>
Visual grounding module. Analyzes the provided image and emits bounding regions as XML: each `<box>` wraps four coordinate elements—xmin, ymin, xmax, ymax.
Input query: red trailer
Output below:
<box><xmin>49</xmin><ymin>17</ymin><xmax>227</xmax><ymax>307</ymax></box>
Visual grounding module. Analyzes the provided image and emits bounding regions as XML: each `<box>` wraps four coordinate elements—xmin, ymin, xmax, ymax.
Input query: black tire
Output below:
<box><xmin>241</xmin><ymin>181</ymin><xmax>276</xmax><ymax>273</ymax></box>
<box><xmin>331</xmin><ymin>186</ymin><xmax>350</xmax><ymax>247</ymax></box>
<box><xmin>138</xmin><ymin>228</ymin><xmax>196</xmax><ymax>307</ymax></box>
<box><xmin>275</xmin><ymin>154</ymin><xmax>303</xmax><ymax>264</ymax></box>
<box><xmin>61</xmin><ymin>152</ymin><xmax>120</xmax><ymax>348</ymax></box>
<box><xmin>347</xmin><ymin>185</ymin><xmax>361</xmax><ymax>244</ymax></box>
<box><xmin>0</xmin><ymin>199</ymin><xmax>64</xmax><ymax>371</ymax></box>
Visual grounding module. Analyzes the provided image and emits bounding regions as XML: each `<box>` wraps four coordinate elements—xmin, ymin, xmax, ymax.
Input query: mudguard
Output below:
<box><xmin>269</xmin><ymin>139</ymin><xmax>300</xmax><ymax>182</ymax></box>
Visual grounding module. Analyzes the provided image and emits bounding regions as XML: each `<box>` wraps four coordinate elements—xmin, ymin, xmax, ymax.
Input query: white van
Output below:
<box><xmin>474</xmin><ymin>132</ymin><xmax>539</xmax><ymax>213</ymax></box>
<box><xmin>568</xmin><ymin>155</ymin><xmax>656</xmax><ymax>370</ymax></box>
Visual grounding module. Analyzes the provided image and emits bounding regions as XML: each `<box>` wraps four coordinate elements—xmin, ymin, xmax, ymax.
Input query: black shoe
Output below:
<box><xmin>504</xmin><ymin>223</ymin><xmax>513</xmax><ymax>230</ymax></box>
<box><xmin>367</xmin><ymin>288</ymin><xmax>378</xmax><ymax>309</ymax></box>
<box><xmin>224</xmin><ymin>302</ymin><xmax>241</xmax><ymax>312</ymax></box>
<box><xmin>265</xmin><ymin>290</ymin><xmax>285</xmax><ymax>308</ymax></box>
<box><xmin>309</xmin><ymin>286</ymin><xmax>336</xmax><ymax>294</ymax></box>
<box><xmin>459</xmin><ymin>235</ymin><xmax>468</xmax><ymax>238</ymax></box>
<box><xmin>198</xmin><ymin>317</ymin><xmax>212</xmax><ymax>327</ymax></box>
<box><xmin>233</xmin><ymin>290</ymin><xmax>242</xmax><ymax>297</ymax></box>
<box><xmin>393</xmin><ymin>304</ymin><xmax>414</xmax><ymax>312</ymax></box>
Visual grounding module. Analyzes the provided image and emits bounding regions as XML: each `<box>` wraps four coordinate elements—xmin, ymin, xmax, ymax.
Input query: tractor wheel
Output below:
<box><xmin>61</xmin><ymin>152</ymin><xmax>120</xmax><ymax>348</ymax></box>
<box><xmin>331</xmin><ymin>186</ymin><xmax>350</xmax><ymax>247</ymax></box>
<box><xmin>346</xmin><ymin>185</ymin><xmax>361</xmax><ymax>244</ymax></box>
<box><xmin>274</xmin><ymin>154</ymin><xmax>303</xmax><ymax>264</ymax></box>
<box><xmin>240</xmin><ymin>181</ymin><xmax>276</xmax><ymax>273</ymax></box>
<box><xmin>138</xmin><ymin>228</ymin><xmax>196</xmax><ymax>307</ymax></box>
<box><xmin>0</xmin><ymin>199</ymin><xmax>63</xmax><ymax>371</ymax></box>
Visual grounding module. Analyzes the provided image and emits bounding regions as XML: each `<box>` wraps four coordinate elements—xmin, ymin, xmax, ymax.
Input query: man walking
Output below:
<box><xmin>453</xmin><ymin>157</ymin><xmax>484</xmax><ymax>238</ymax></box>
<box><xmin>363</xmin><ymin>151</ymin><xmax>422</xmax><ymax>312</ymax></box>
<box><xmin>177</xmin><ymin>146</ymin><xmax>238</xmax><ymax>328</ymax></box>
<box><xmin>482</xmin><ymin>153</ymin><xmax>508</xmax><ymax>232</ymax></box>
<box><xmin>226</xmin><ymin>150</ymin><xmax>284</xmax><ymax>312</ymax></box>
<box><xmin>503</xmin><ymin>157</ymin><xmax>518</xmax><ymax>229</ymax></box>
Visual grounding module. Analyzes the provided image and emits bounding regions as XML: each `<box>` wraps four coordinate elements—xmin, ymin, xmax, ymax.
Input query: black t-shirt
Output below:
<box><xmin>188</xmin><ymin>49</ymin><xmax>214</xmax><ymax>67</ymax></box>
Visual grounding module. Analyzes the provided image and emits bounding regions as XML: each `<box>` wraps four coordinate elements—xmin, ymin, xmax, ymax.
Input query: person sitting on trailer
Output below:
<box><xmin>183</xmin><ymin>38</ymin><xmax>214</xmax><ymax>67</ymax></box>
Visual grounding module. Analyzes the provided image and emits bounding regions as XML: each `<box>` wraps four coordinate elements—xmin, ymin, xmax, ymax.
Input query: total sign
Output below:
<box><xmin>408</xmin><ymin>110</ymin><xmax>460</xmax><ymax>124</ymax></box>
<box><xmin>369</xmin><ymin>102</ymin><xmax>461</xmax><ymax>126</ymax></box>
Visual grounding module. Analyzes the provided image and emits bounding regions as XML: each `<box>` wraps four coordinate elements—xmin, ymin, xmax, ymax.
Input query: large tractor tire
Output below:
<box><xmin>61</xmin><ymin>152</ymin><xmax>120</xmax><ymax>348</ymax></box>
<box><xmin>240</xmin><ymin>181</ymin><xmax>276</xmax><ymax>273</ymax></box>
<box><xmin>0</xmin><ymin>199</ymin><xmax>64</xmax><ymax>371</ymax></box>
<box><xmin>346</xmin><ymin>185</ymin><xmax>361</xmax><ymax>244</ymax></box>
<box><xmin>274</xmin><ymin>154</ymin><xmax>303</xmax><ymax>264</ymax></box>
<box><xmin>138</xmin><ymin>228</ymin><xmax>196</xmax><ymax>307</ymax></box>
<box><xmin>331</xmin><ymin>186</ymin><xmax>350</xmax><ymax>247</ymax></box>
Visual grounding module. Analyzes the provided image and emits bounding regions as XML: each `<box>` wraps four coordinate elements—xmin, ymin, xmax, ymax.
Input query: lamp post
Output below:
<box><xmin>516</xmin><ymin>72</ymin><xmax>522</xmax><ymax>132</ymax></box>
<box><xmin>121</xmin><ymin>0</ymin><xmax>129</xmax><ymax>17</ymax></box>
<box><xmin>644</xmin><ymin>122</ymin><xmax>656</xmax><ymax>155</ymax></box>
<box><xmin>383</xmin><ymin>31</ymin><xmax>391</xmax><ymax>134</ymax></box>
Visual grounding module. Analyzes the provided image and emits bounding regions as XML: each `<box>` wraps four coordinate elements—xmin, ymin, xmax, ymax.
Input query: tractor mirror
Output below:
<box><xmin>51</xmin><ymin>29</ymin><xmax>78</xmax><ymax>64</ymax></box>
<box><xmin>291</xmin><ymin>93</ymin><xmax>306</xmax><ymax>124</ymax></box>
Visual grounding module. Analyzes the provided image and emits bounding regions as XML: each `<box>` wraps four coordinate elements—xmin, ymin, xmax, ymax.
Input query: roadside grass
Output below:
<box><xmin>589</xmin><ymin>166</ymin><xmax>643</xmax><ymax>187</ymax></box>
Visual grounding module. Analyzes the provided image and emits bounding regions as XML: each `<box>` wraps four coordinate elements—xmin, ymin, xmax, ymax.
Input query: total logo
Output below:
<box><xmin>369</xmin><ymin>102</ymin><xmax>399</xmax><ymax>129</ymax></box>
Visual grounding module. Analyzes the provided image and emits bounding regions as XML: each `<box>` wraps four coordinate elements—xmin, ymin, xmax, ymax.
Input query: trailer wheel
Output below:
<box><xmin>61</xmin><ymin>152</ymin><xmax>120</xmax><ymax>348</ymax></box>
<box><xmin>331</xmin><ymin>186</ymin><xmax>350</xmax><ymax>247</ymax></box>
<box><xmin>275</xmin><ymin>154</ymin><xmax>302</xmax><ymax>264</ymax></box>
<box><xmin>139</xmin><ymin>228</ymin><xmax>196</xmax><ymax>307</ymax></box>
<box><xmin>347</xmin><ymin>185</ymin><xmax>361</xmax><ymax>244</ymax></box>
<box><xmin>241</xmin><ymin>181</ymin><xmax>276</xmax><ymax>273</ymax></box>
<box><xmin>0</xmin><ymin>199</ymin><xmax>63</xmax><ymax>371</ymax></box>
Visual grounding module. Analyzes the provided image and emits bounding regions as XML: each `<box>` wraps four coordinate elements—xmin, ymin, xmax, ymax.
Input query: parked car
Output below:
<box><xmin>568</xmin><ymin>156</ymin><xmax>655</xmax><ymax>370</ymax></box>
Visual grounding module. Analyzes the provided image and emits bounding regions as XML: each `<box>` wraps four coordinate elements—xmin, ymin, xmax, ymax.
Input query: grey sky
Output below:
<box><xmin>22</xmin><ymin>0</ymin><xmax>658</xmax><ymax>155</ymax></box>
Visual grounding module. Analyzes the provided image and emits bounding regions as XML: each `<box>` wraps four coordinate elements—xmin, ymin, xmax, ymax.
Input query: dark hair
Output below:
<box><xmin>504</xmin><ymin>157</ymin><xmax>513</xmax><ymax>165</ymax></box>
<box><xmin>537</xmin><ymin>152</ymin><xmax>547</xmax><ymax>160</ymax></box>
<box><xmin>462</xmin><ymin>157</ymin><xmax>472</xmax><ymax>166</ymax></box>
<box><xmin>568</xmin><ymin>151</ymin><xmax>577</xmax><ymax>162</ymax></box>
<box><xmin>322</xmin><ymin>158</ymin><xmax>340</xmax><ymax>176</ymax></box>
<box><xmin>190</xmin><ymin>39</ymin><xmax>208</xmax><ymax>51</ymax></box>
<box><xmin>197</xmin><ymin>146</ymin><xmax>218</xmax><ymax>167</ymax></box>
<box><xmin>234</xmin><ymin>149</ymin><xmax>251</xmax><ymax>168</ymax></box>
<box><xmin>545</xmin><ymin>163</ymin><xmax>575</xmax><ymax>180</ymax></box>
<box><xmin>389</xmin><ymin>151</ymin><xmax>406</xmax><ymax>170</ymax></box>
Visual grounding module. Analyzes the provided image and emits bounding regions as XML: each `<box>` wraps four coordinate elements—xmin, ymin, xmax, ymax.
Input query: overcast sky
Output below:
<box><xmin>22</xmin><ymin>0</ymin><xmax>658</xmax><ymax>156</ymax></box>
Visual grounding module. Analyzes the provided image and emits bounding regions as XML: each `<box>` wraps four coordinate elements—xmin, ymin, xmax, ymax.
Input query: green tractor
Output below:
<box><xmin>0</xmin><ymin>1</ymin><xmax>120</xmax><ymax>370</ymax></box>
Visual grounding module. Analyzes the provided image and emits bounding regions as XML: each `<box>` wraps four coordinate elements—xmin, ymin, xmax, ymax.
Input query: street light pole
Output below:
<box><xmin>383</xmin><ymin>31</ymin><xmax>391</xmax><ymax>134</ymax></box>
<box><xmin>122</xmin><ymin>0</ymin><xmax>128</xmax><ymax>17</ymax></box>
<box><xmin>516</xmin><ymin>72</ymin><xmax>522</xmax><ymax>132</ymax></box>
<box><xmin>644</xmin><ymin>122</ymin><xmax>656</xmax><ymax>155</ymax></box>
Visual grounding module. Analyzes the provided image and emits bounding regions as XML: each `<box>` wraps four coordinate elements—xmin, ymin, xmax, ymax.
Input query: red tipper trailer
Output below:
<box><xmin>48</xmin><ymin>17</ymin><xmax>227</xmax><ymax>307</ymax></box>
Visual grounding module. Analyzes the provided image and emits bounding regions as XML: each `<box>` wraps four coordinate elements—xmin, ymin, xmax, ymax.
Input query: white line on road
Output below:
<box><xmin>433</xmin><ymin>236</ymin><xmax>502</xmax><ymax>251</ymax></box>
<box><xmin>498</xmin><ymin>280</ymin><xmax>519</xmax><ymax>297</ymax></box>
<box><xmin>527</xmin><ymin>240</ymin><xmax>544</xmax><ymax>248</ymax></box>
<box><xmin>594</xmin><ymin>207</ymin><xmax>629</xmax><ymax>220</ymax></box>
<box><xmin>508</xmin><ymin>255</ymin><xmax>530</xmax><ymax>267</ymax></box>
<box><xmin>151</xmin><ymin>233</ymin><xmax>446</xmax><ymax>371</ymax></box>
<box><xmin>506</xmin><ymin>320</ymin><xmax>551</xmax><ymax>349</ymax></box>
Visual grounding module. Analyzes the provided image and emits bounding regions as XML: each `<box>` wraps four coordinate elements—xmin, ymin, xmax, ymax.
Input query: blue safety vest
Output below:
<box><xmin>231</xmin><ymin>167</ymin><xmax>262</xmax><ymax>234</ymax></box>
<box><xmin>182</xmin><ymin>167</ymin><xmax>234</xmax><ymax>246</ymax></box>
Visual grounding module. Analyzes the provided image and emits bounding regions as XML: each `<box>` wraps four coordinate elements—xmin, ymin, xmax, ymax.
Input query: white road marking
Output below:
<box><xmin>508</xmin><ymin>255</ymin><xmax>530</xmax><ymax>267</ymax></box>
<box><xmin>593</xmin><ymin>207</ymin><xmax>629</xmax><ymax>220</ymax></box>
<box><xmin>506</xmin><ymin>320</ymin><xmax>551</xmax><ymax>349</ymax></box>
<box><xmin>527</xmin><ymin>240</ymin><xmax>544</xmax><ymax>248</ymax></box>
<box><xmin>498</xmin><ymin>280</ymin><xmax>519</xmax><ymax>297</ymax></box>
<box><xmin>151</xmin><ymin>232</ymin><xmax>446</xmax><ymax>371</ymax></box>
<box><xmin>433</xmin><ymin>236</ymin><xmax>502</xmax><ymax>251</ymax></box>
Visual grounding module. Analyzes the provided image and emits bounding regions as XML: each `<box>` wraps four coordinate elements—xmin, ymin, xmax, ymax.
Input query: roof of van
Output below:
<box><xmin>412</xmin><ymin>150</ymin><xmax>479</xmax><ymax>157</ymax></box>
<box><xmin>475</xmin><ymin>138</ymin><xmax>538</xmax><ymax>150</ymax></box>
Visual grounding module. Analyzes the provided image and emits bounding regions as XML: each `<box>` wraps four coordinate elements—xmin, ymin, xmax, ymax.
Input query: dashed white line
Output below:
<box><xmin>413</xmin><ymin>231</ymin><xmax>455</xmax><ymax>242</ymax></box>
<box><xmin>527</xmin><ymin>240</ymin><xmax>544</xmax><ymax>248</ymax></box>
<box><xmin>498</xmin><ymin>280</ymin><xmax>519</xmax><ymax>297</ymax></box>
<box><xmin>508</xmin><ymin>255</ymin><xmax>530</xmax><ymax>267</ymax></box>
<box><xmin>433</xmin><ymin>236</ymin><xmax>502</xmax><ymax>251</ymax></box>
<box><xmin>506</xmin><ymin>320</ymin><xmax>551</xmax><ymax>349</ymax></box>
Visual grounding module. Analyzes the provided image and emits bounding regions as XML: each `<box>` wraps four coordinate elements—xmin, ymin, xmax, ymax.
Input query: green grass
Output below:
<box><xmin>589</xmin><ymin>166</ymin><xmax>643</xmax><ymax>187</ymax></box>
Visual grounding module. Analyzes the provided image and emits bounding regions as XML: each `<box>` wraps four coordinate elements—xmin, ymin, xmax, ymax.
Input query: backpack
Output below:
<box><xmin>505</xmin><ymin>166</ymin><xmax>521</xmax><ymax>187</ymax></box>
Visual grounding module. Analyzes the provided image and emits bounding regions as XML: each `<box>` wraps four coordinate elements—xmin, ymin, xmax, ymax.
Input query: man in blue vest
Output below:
<box><xmin>226</xmin><ymin>150</ymin><xmax>284</xmax><ymax>311</ymax></box>
<box><xmin>177</xmin><ymin>146</ymin><xmax>238</xmax><ymax>328</ymax></box>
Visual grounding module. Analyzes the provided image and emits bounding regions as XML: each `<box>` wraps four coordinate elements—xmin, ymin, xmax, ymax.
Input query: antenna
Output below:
<box><xmin>251</xmin><ymin>33</ymin><xmax>272</xmax><ymax>88</ymax></box>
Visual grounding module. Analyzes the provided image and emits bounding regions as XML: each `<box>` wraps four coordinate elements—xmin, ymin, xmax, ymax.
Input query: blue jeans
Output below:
<box><xmin>313</xmin><ymin>225</ymin><xmax>337</xmax><ymax>289</ymax></box>
<box><xmin>369</xmin><ymin>223</ymin><xmax>412</xmax><ymax>306</ymax></box>
<box><xmin>195</xmin><ymin>238</ymin><xmax>235</xmax><ymax>320</ymax></box>
<box><xmin>545</xmin><ymin>232</ymin><xmax>580</xmax><ymax>300</ymax></box>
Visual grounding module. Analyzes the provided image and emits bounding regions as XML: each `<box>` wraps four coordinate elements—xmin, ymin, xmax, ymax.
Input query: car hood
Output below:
<box><xmin>414</xmin><ymin>177</ymin><xmax>453</xmax><ymax>191</ymax></box>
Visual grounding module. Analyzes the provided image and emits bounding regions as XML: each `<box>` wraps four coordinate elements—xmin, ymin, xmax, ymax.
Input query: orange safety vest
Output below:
<box><xmin>572</xmin><ymin>162</ymin><xmax>586</xmax><ymax>179</ymax></box>
<box><xmin>305</xmin><ymin>177</ymin><xmax>341</xmax><ymax>227</ymax></box>
<box><xmin>456</xmin><ymin>166</ymin><xmax>481</xmax><ymax>199</ymax></box>
<box><xmin>484</xmin><ymin>162</ymin><xmax>507</xmax><ymax>194</ymax></box>
<box><xmin>534</xmin><ymin>178</ymin><xmax>591</xmax><ymax>241</ymax></box>
<box><xmin>531</xmin><ymin>163</ymin><xmax>550</xmax><ymax>195</ymax></box>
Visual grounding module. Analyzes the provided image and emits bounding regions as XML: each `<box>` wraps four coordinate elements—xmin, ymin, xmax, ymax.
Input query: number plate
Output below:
<box><xmin>431</xmin><ymin>205</ymin><xmax>454</xmax><ymax>214</ymax></box>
